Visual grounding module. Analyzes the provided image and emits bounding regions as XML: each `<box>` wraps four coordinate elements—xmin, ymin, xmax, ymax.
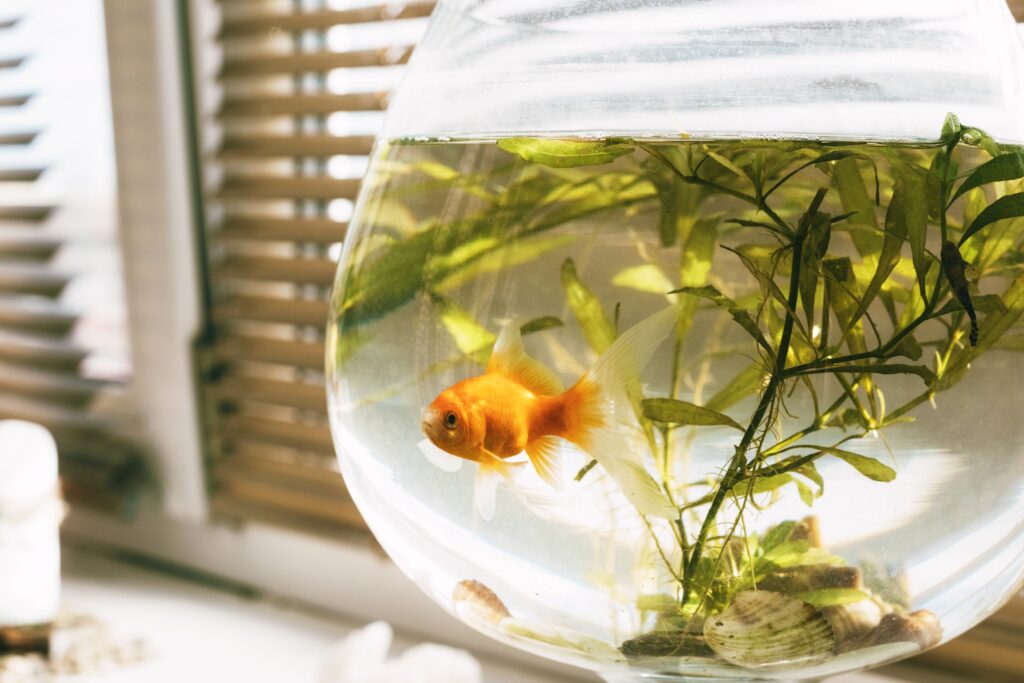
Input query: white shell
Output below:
<box><xmin>703</xmin><ymin>590</ymin><xmax>836</xmax><ymax>669</ymax></box>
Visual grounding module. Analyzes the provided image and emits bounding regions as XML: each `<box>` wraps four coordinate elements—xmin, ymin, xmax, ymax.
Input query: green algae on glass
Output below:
<box><xmin>332</xmin><ymin>114</ymin><xmax>1024</xmax><ymax>670</ymax></box>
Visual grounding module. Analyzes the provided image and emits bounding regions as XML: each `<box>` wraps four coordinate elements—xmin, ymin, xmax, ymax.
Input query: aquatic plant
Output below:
<box><xmin>331</xmin><ymin>114</ymin><xmax>1024</xmax><ymax>670</ymax></box>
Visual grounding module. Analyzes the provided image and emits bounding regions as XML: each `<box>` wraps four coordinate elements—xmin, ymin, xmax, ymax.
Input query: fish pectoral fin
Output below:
<box><xmin>418</xmin><ymin>438</ymin><xmax>463</xmax><ymax>473</ymax></box>
<box><xmin>472</xmin><ymin>451</ymin><xmax>523</xmax><ymax>521</ymax></box>
<box><xmin>473</xmin><ymin>466</ymin><xmax>499</xmax><ymax>522</ymax></box>
<box><xmin>525</xmin><ymin>436</ymin><xmax>562</xmax><ymax>490</ymax></box>
<box><xmin>487</xmin><ymin>321</ymin><xmax>564</xmax><ymax>396</ymax></box>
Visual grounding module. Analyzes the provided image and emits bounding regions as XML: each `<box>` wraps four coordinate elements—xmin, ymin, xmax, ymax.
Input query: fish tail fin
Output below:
<box><xmin>561</xmin><ymin>305</ymin><xmax>680</xmax><ymax>443</ymax></box>
<box><xmin>473</xmin><ymin>453</ymin><xmax>523</xmax><ymax>521</ymax></box>
<box><xmin>591</xmin><ymin>304</ymin><xmax>680</xmax><ymax>394</ymax></box>
<box><xmin>583</xmin><ymin>428</ymin><xmax>676</xmax><ymax>518</ymax></box>
<box><xmin>560</xmin><ymin>305</ymin><xmax>681</xmax><ymax>518</ymax></box>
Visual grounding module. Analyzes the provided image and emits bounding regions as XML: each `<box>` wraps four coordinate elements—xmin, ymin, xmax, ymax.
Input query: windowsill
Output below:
<box><xmin>54</xmin><ymin>542</ymin><xmax>973</xmax><ymax>683</ymax></box>
<box><xmin>58</xmin><ymin>547</ymin><xmax>565</xmax><ymax>683</ymax></box>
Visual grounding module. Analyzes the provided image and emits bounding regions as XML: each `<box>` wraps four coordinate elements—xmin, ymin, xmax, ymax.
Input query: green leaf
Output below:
<box><xmin>652</xmin><ymin>174</ymin><xmax>682</xmax><ymax>246</ymax></box>
<box><xmin>745</xmin><ymin>474</ymin><xmax>795</xmax><ymax>496</ymax></box>
<box><xmin>833</xmin><ymin>157</ymin><xmax>882</xmax><ymax>261</ymax></box>
<box><xmin>669</xmin><ymin>284</ymin><xmax>772</xmax><ymax>355</ymax></box>
<box><xmin>940</xmin><ymin>272</ymin><xmax>1024</xmax><ymax>390</ymax></box>
<box><xmin>796</xmin><ymin>480</ymin><xmax>815</xmax><ymax>507</ymax></box>
<box><xmin>796</xmin><ymin>588</ymin><xmax>870</xmax><ymax>609</ymax></box>
<box><xmin>432</xmin><ymin>295</ymin><xmax>496</xmax><ymax>363</ymax></box>
<box><xmin>520</xmin><ymin>316</ymin><xmax>564</xmax><ymax>335</ymax></box>
<box><xmin>434</xmin><ymin>234</ymin><xmax>575</xmax><ymax>292</ymax></box>
<box><xmin>636</xmin><ymin>594</ymin><xmax>678</xmax><ymax>613</ymax></box>
<box><xmin>845</xmin><ymin>176</ymin><xmax>910</xmax><ymax>336</ymax></box>
<box><xmin>761</xmin><ymin>521</ymin><xmax>797</xmax><ymax>550</ymax></box>
<box><xmin>960</xmin><ymin>124</ymin><xmax>1001</xmax><ymax>157</ymax></box>
<box><xmin>952</xmin><ymin>151</ymin><xmax>1024</xmax><ymax>202</ymax></box>
<box><xmin>764</xmin><ymin>150</ymin><xmax>851</xmax><ymax>199</ymax></box>
<box><xmin>898</xmin><ymin>166</ymin><xmax>931</xmax><ymax>300</ymax></box>
<box><xmin>497</xmin><ymin>137</ymin><xmax>634</xmax><ymax>168</ymax></box>
<box><xmin>722</xmin><ymin>245</ymin><xmax>793</xmax><ymax>322</ymax></box>
<box><xmin>705</xmin><ymin>363</ymin><xmax>764</xmax><ymax>413</ymax></box>
<box><xmin>931</xmin><ymin>293</ymin><xmax>1007</xmax><ymax>318</ymax></box>
<box><xmin>823</xmin><ymin>257</ymin><xmax>868</xmax><ymax>355</ymax></box>
<box><xmin>642</xmin><ymin>398</ymin><xmax>743</xmax><ymax>430</ymax></box>
<box><xmin>704</xmin><ymin>150</ymin><xmax>747</xmax><ymax>180</ymax></box>
<box><xmin>825</xmin><ymin>448</ymin><xmax>897</xmax><ymax>482</ymax></box>
<box><xmin>339</xmin><ymin>229</ymin><xmax>436</xmax><ymax>328</ymax></box>
<box><xmin>560</xmin><ymin>258</ymin><xmax>617</xmax><ymax>354</ymax></box>
<box><xmin>822</xmin><ymin>257</ymin><xmax>852</xmax><ymax>282</ymax></box>
<box><xmin>941</xmin><ymin>113</ymin><xmax>962</xmax><ymax>141</ymax></box>
<box><xmin>675</xmin><ymin>219</ymin><xmax>719</xmax><ymax>345</ymax></box>
<box><xmin>787</xmin><ymin>458</ymin><xmax>825</xmax><ymax>492</ymax></box>
<box><xmin>796</xmin><ymin>362</ymin><xmax>935</xmax><ymax>385</ymax></box>
<box><xmin>612</xmin><ymin>264</ymin><xmax>675</xmax><ymax>295</ymax></box>
<box><xmin>960</xmin><ymin>193</ymin><xmax>1024</xmax><ymax>247</ymax></box>
<box><xmin>799</xmin><ymin>211</ymin><xmax>831</xmax><ymax>329</ymax></box>
<box><xmin>762</xmin><ymin>539</ymin><xmax>812</xmax><ymax>566</ymax></box>
<box><xmin>888</xmin><ymin>334</ymin><xmax>923</xmax><ymax>361</ymax></box>
<box><xmin>415</xmin><ymin>160</ymin><xmax>460</xmax><ymax>181</ymax></box>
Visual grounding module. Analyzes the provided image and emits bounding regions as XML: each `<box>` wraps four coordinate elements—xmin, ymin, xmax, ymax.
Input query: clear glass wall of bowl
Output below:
<box><xmin>327</xmin><ymin>2</ymin><xmax>1024</xmax><ymax>681</ymax></box>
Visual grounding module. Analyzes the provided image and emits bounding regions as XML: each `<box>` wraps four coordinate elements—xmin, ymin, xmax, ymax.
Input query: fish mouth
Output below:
<box><xmin>420</xmin><ymin>407</ymin><xmax>439</xmax><ymax>438</ymax></box>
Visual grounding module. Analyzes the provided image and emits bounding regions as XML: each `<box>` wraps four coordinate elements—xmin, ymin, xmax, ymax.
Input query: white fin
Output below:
<box><xmin>586</xmin><ymin>427</ymin><xmax>676</xmax><ymax>518</ymax></box>
<box><xmin>488</xmin><ymin>322</ymin><xmax>564</xmax><ymax>396</ymax></box>
<box><xmin>474</xmin><ymin>467</ymin><xmax>499</xmax><ymax>521</ymax></box>
<box><xmin>571</xmin><ymin>305</ymin><xmax>681</xmax><ymax>518</ymax></box>
<box><xmin>418</xmin><ymin>439</ymin><xmax>463</xmax><ymax>473</ymax></box>
<box><xmin>525</xmin><ymin>436</ymin><xmax>562</xmax><ymax>490</ymax></box>
<box><xmin>472</xmin><ymin>452</ymin><xmax>523</xmax><ymax>521</ymax></box>
<box><xmin>591</xmin><ymin>305</ymin><xmax>680</xmax><ymax>393</ymax></box>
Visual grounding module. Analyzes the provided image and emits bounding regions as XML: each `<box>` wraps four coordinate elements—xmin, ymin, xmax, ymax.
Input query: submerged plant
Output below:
<box><xmin>332</xmin><ymin>114</ymin><xmax>1024</xmax><ymax>670</ymax></box>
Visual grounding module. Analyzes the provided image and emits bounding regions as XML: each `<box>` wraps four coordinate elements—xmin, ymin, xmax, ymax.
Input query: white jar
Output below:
<box><xmin>0</xmin><ymin>420</ymin><xmax>63</xmax><ymax>649</ymax></box>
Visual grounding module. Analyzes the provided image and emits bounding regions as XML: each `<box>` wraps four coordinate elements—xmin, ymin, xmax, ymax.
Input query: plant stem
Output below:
<box><xmin>681</xmin><ymin>214</ymin><xmax>808</xmax><ymax>602</ymax></box>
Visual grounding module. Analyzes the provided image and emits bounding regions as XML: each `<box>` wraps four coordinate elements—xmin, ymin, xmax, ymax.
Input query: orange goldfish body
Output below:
<box><xmin>421</xmin><ymin>306</ymin><xmax>681</xmax><ymax>520</ymax></box>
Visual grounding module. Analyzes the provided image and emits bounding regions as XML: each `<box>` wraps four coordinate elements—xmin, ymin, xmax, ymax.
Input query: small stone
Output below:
<box><xmin>620</xmin><ymin>630</ymin><xmax>712</xmax><ymax>659</ymax></box>
<box><xmin>856</xmin><ymin>610</ymin><xmax>942</xmax><ymax>650</ymax></box>
<box><xmin>759</xmin><ymin>564</ymin><xmax>862</xmax><ymax>594</ymax></box>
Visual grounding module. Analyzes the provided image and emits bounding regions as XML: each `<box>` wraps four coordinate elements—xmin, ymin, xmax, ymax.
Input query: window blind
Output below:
<box><xmin>191</xmin><ymin>0</ymin><xmax>434</xmax><ymax>537</ymax></box>
<box><xmin>0</xmin><ymin>1</ymin><xmax>140</xmax><ymax>515</ymax></box>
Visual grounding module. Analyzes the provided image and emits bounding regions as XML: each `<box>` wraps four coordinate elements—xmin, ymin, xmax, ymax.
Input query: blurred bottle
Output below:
<box><xmin>0</xmin><ymin>421</ymin><xmax>64</xmax><ymax>656</ymax></box>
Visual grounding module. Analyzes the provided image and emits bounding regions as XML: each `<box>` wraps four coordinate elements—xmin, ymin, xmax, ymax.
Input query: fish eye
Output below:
<box><xmin>443</xmin><ymin>410</ymin><xmax>458</xmax><ymax>429</ymax></box>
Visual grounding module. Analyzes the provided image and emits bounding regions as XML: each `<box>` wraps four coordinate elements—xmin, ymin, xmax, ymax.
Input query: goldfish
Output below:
<box><xmin>421</xmin><ymin>306</ymin><xmax>680</xmax><ymax>520</ymax></box>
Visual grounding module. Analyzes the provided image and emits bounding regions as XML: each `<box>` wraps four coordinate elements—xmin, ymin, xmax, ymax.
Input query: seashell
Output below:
<box><xmin>822</xmin><ymin>597</ymin><xmax>887</xmax><ymax>652</ymax></box>
<box><xmin>703</xmin><ymin>590</ymin><xmax>836</xmax><ymax>669</ymax></box>
<box><xmin>452</xmin><ymin>579</ymin><xmax>510</xmax><ymax>625</ymax></box>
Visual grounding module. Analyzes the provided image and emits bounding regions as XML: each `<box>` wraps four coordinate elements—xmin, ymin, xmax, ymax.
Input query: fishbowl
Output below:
<box><xmin>326</xmin><ymin>1</ymin><xmax>1024</xmax><ymax>681</ymax></box>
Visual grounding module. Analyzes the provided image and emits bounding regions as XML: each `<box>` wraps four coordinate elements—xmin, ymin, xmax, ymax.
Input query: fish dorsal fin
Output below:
<box><xmin>488</xmin><ymin>322</ymin><xmax>564</xmax><ymax>396</ymax></box>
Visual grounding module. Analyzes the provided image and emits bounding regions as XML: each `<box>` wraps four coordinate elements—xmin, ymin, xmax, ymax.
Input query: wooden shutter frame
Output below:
<box><xmin>192</xmin><ymin>0</ymin><xmax>436</xmax><ymax>537</ymax></box>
